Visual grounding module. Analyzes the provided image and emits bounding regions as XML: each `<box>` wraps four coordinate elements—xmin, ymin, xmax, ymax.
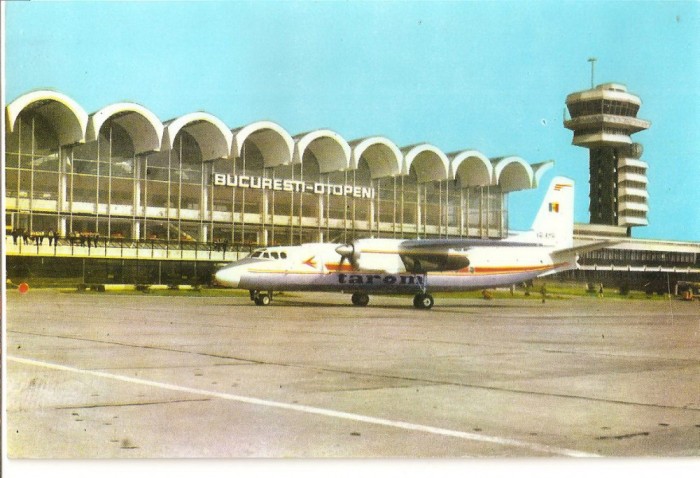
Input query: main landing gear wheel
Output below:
<box><xmin>351</xmin><ymin>292</ymin><xmax>370</xmax><ymax>306</ymax></box>
<box><xmin>413</xmin><ymin>293</ymin><xmax>434</xmax><ymax>309</ymax></box>
<box><xmin>251</xmin><ymin>290</ymin><xmax>272</xmax><ymax>306</ymax></box>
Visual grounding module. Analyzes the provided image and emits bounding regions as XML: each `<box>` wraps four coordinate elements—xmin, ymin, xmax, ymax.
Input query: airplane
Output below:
<box><xmin>214</xmin><ymin>176</ymin><xmax>613</xmax><ymax>309</ymax></box>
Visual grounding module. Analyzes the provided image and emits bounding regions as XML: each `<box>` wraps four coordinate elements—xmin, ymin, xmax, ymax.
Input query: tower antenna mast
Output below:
<box><xmin>587</xmin><ymin>57</ymin><xmax>597</xmax><ymax>88</ymax></box>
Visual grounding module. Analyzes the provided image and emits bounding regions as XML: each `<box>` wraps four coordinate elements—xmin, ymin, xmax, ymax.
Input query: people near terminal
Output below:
<box><xmin>598</xmin><ymin>283</ymin><xmax>604</xmax><ymax>298</ymax></box>
<box><xmin>213</xmin><ymin>237</ymin><xmax>230</xmax><ymax>253</ymax></box>
<box><xmin>68</xmin><ymin>231</ymin><xmax>91</xmax><ymax>246</ymax></box>
<box><xmin>11</xmin><ymin>228</ymin><xmax>19</xmax><ymax>244</ymax></box>
<box><xmin>72</xmin><ymin>231</ymin><xmax>100</xmax><ymax>247</ymax></box>
<box><xmin>540</xmin><ymin>283</ymin><xmax>547</xmax><ymax>303</ymax></box>
<box><xmin>22</xmin><ymin>230</ymin><xmax>30</xmax><ymax>245</ymax></box>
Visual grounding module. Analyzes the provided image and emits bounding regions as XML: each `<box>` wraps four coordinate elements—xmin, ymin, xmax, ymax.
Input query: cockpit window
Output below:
<box><xmin>250</xmin><ymin>249</ymin><xmax>283</xmax><ymax>260</ymax></box>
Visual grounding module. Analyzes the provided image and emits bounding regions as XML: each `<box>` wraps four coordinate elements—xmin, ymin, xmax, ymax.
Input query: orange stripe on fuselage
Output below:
<box><xmin>324</xmin><ymin>263</ymin><xmax>356</xmax><ymax>272</ymax></box>
<box><xmin>474</xmin><ymin>265</ymin><xmax>552</xmax><ymax>274</ymax></box>
<box><xmin>248</xmin><ymin>269</ymin><xmax>323</xmax><ymax>275</ymax></box>
<box><xmin>433</xmin><ymin>262</ymin><xmax>570</xmax><ymax>276</ymax></box>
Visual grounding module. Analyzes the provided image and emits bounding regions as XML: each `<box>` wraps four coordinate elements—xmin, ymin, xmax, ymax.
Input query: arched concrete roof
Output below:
<box><xmin>87</xmin><ymin>102</ymin><xmax>164</xmax><ymax>155</ymax></box>
<box><xmin>5</xmin><ymin>89</ymin><xmax>88</xmax><ymax>146</ymax></box>
<box><xmin>402</xmin><ymin>143</ymin><xmax>449</xmax><ymax>183</ymax></box>
<box><xmin>449</xmin><ymin>150</ymin><xmax>493</xmax><ymax>186</ymax></box>
<box><xmin>531</xmin><ymin>160</ymin><xmax>555</xmax><ymax>188</ymax></box>
<box><xmin>232</xmin><ymin>121</ymin><xmax>294</xmax><ymax>168</ymax></box>
<box><xmin>294</xmin><ymin>129</ymin><xmax>351</xmax><ymax>173</ymax></box>
<box><xmin>492</xmin><ymin>156</ymin><xmax>534</xmax><ymax>192</ymax></box>
<box><xmin>163</xmin><ymin>112</ymin><xmax>233</xmax><ymax>161</ymax></box>
<box><xmin>349</xmin><ymin>136</ymin><xmax>403</xmax><ymax>179</ymax></box>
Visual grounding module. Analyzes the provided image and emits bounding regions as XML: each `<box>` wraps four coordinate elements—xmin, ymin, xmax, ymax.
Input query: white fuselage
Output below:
<box><xmin>214</xmin><ymin>239</ymin><xmax>574</xmax><ymax>294</ymax></box>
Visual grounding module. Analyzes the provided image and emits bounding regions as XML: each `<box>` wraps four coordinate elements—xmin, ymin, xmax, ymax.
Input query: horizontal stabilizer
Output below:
<box><xmin>552</xmin><ymin>240</ymin><xmax>620</xmax><ymax>261</ymax></box>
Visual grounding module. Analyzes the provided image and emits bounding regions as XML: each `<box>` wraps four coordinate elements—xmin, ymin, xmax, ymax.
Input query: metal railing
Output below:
<box><xmin>5</xmin><ymin>234</ymin><xmax>255</xmax><ymax>262</ymax></box>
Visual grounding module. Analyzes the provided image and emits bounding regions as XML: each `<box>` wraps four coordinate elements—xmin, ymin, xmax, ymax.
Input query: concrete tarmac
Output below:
<box><xmin>5</xmin><ymin>289</ymin><xmax>700</xmax><ymax>458</ymax></box>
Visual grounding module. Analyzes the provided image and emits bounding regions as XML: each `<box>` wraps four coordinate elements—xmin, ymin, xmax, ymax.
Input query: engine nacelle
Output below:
<box><xmin>399</xmin><ymin>252</ymin><xmax>470</xmax><ymax>273</ymax></box>
<box><xmin>336</xmin><ymin>242</ymin><xmax>407</xmax><ymax>273</ymax></box>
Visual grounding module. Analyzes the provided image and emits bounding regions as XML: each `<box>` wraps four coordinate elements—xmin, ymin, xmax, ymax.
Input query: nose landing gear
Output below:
<box><xmin>250</xmin><ymin>290</ymin><xmax>272</xmax><ymax>306</ymax></box>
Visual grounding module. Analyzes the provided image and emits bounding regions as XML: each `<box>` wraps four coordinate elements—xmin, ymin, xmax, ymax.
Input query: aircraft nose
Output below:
<box><xmin>215</xmin><ymin>266</ymin><xmax>241</xmax><ymax>288</ymax></box>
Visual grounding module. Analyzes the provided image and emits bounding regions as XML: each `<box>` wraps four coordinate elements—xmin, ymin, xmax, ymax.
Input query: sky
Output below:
<box><xmin>3</xmin><ymin>0</ymin><xmax>699</xmax><ymax>241</ymax></box>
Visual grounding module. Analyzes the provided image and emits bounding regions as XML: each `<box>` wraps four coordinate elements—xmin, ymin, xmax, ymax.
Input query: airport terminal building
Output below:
<box><xmin>4</xmin><ymin>90</ymin><xmax>552</xmax><ymax>247</ymax></box>
<box><xmin>4</xmin><ymin>88</ymin><xmax>700</xmax><ymax>290</ymax></box>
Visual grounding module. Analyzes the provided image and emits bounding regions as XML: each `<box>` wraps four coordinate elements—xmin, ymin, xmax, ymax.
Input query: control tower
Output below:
<box><xmin>564</xmin><ymin>83</ymin><xmax>651</xmax><ymax>233</ymax></box>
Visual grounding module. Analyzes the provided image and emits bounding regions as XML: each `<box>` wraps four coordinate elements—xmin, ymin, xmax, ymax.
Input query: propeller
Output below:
<box><xmin>335</xmin><ymin>242</ymin><xmax>360</xmax><ymax>271</ymax></box>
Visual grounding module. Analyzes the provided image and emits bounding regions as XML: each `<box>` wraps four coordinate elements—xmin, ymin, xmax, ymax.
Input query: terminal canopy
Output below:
<box><xmin>492</xmin><ymin>156</ymin><xmax>534</xmax><ymax>192</ymax></box>
<box><xmin>87</xmin><ymin>102</ymin><xmax>164</xmax><ymax>155</ymax></box>
<box><xmin>350</xmin><ymin>136</ymin><xmax>403</xmax><ymax>179</ymax></box>
<box><xmin>402</xmin><ymin>143</ymin><xmax>449</xmax><ymax>183</ymax></box>
<box><xmin>232</xmin><ymin>121</ymin><xmax>294</xmax><ymax>168</ymax></box>
<box><xmin>6</xmin><ymin>90</ymin><xmax>88</xmax><ymax>146</ymax></box>
<box><xmin>163</xmin><ymin>112</ymin><xmax>233</xmax><ymax>161</ymax></box>
<box><xmin>5</xmin><ymin>88</ymin><xmax>551</xmax><ymax>193</ymax></box>
<box><xmin>450</xmin><ymin>150</ymin><xmax>493</xmax><ymax>187</ymax></box>
<box><xmin>294</xmin><ymin>129</ymin><xmax>351</xmax><ymax>173</ymax></box>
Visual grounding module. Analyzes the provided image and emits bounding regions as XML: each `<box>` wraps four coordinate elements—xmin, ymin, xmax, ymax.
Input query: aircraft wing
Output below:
<box><xmin>399</xmin><ymin>238</ymin><xmax>540</xmax><ymax>250</ymax></box>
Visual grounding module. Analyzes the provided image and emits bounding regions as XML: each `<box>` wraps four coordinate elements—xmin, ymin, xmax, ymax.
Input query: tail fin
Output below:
<box><xmin>528</xmin><ymin>176</ymin><xmax>574</xmax><ymax>250</ymax></box>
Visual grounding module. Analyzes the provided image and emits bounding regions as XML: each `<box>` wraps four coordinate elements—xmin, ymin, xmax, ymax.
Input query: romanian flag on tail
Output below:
<box><xmin>549</xmin><ymin>202</ymin><xmax>559</xmax><ymax>213</ymax></box>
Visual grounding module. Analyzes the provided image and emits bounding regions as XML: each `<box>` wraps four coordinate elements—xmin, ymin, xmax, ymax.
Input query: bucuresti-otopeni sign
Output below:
<box><xmin>212</xmin><ymin>173</ymin><xmax>375</xmax><ymax>199</ymax></box>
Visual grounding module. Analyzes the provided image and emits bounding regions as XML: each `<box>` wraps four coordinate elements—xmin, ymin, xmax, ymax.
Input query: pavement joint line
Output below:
<box><xmin>8</xmin><ymin>355</ymin><xmax>601</xmax><ymax>458</ymax></box>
